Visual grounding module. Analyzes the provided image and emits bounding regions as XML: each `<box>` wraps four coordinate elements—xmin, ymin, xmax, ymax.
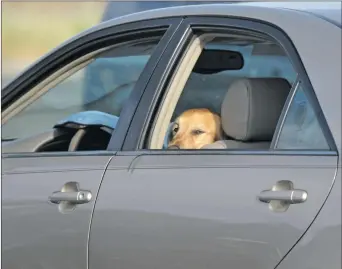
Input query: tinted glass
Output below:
<box><xmin>276</xmin><ymin>84</ymin><xmax>330</xmax><ymax>150</ymax></box>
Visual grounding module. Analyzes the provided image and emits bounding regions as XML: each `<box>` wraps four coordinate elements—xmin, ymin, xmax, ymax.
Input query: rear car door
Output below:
<box><xmin>1</xmin><ymin>18</ymin><xmax>181</xmax><ymax>269</ymax></box>
<box><xmin>89</xmin><ymin>11</ymin><xmax>340</xmax><ymax>269</ymax></box>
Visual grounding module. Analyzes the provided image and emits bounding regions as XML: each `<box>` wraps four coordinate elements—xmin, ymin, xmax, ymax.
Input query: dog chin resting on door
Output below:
<box><xmin>167</xmin><ymin>108</ymin><xmax>223</xmax><ymax>150</ymax></box>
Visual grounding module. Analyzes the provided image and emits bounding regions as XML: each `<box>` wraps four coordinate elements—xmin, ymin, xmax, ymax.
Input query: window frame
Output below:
<box><xmin>121</xmin><ymin>16</ymin><xmax>337</xmax><ymax>155</ymax></box>
<box><xmin>2</xmin><ymin>18</ymin><xmax>183</xmax><ymax>158</ymax></box>
<box><xmin>270</xmin><ymin>77</ymin><xmax>332</xmax><ymax>151</ymax></box>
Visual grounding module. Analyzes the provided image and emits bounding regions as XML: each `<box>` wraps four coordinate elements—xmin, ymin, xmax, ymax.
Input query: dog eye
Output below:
<box><xmin>172</xmin><ymin>124</ymin><xmax>179</xmax><ymax>135</ymax></box>
<box><xmin>192</xmin><ymin>129</ymin><xmax>204</xmax><ymax>135</ymax></box>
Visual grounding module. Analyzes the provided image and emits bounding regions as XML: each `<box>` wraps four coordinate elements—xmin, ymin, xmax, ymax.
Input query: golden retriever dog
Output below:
<box><xmin>167</xmin><ymin>108</ymin><xmax>223</xmax><ymax>149</ymax></box>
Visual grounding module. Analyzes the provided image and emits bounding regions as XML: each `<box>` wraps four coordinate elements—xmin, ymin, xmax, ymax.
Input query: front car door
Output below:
<box><xmin>89</xmin><ymin>6</ymin><xmax>340</xmax><ymax>269</ymax></box>
<box><xmin>1</xmin><ymin>18</ymin><xmax>181</xmax><ymax>269</ymax></box>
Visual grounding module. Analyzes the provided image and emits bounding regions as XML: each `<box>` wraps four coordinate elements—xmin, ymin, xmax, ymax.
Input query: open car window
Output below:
<box><xmin>171</xmin><ymin>39</ymin><xmax>297</xmax><ymax>121</ymax></box>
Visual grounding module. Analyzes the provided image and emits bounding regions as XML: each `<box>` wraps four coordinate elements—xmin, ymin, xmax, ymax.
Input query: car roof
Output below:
<box><xmin>235</xmin><ymin>2</ymin><xmax>341</xmax><ymax>27</ymax></box>
<box><xmin>101</xmin><ymin>2</ymin><xmax>341</xmax><ymax>27</ymax></box>
<box><xmin>100</xmin><ymin>1</ymin><xmax>341</xmax><ymax>27</ymax></box>
<box><xmin>84</xmin><ymin>2</ymin><xmax>341</xmax><ymax>38</ymax></box>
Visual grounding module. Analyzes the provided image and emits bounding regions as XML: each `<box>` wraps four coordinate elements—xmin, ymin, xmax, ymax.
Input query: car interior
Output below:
<box><xmin>149</xmin><ymin>33</ymin><xmax>297</xmax><ymax>150</ymax></box>
<box><xmin>2</xmin><ymin>32</ymin><xmax>297</xmax><ymax>153</ymax></box>
<box><xmin>1</xmin><ymin>39</ymin><xmax>158</xmax><ymax>153</ymax></box>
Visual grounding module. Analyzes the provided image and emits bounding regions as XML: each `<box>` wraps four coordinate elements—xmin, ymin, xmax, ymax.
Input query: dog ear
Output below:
<box><xmin>213</xmin><ymin>114</ymin><xmax>224</xmax><ymax>141</ymax></box>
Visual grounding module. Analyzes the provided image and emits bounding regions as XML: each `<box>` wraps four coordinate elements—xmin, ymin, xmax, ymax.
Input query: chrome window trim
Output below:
<box><xmin>3</xmin><ymin>148</ymin><xmax>336</xmax><ymax>160</ymax></box>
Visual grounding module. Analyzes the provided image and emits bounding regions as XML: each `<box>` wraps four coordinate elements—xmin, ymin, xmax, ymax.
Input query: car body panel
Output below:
<box><xmin>276</xmin><ymin>167</ymin><xmax>341</xmax><ymax>269</ymax></box>
<box><xmin>235</xmin><ymin>2</ymin><xmax>341</xmax><ymax>27</ymax></box>
<box><xmin>2</xmin><ymin>155</ymin><xmax>113</xmax><ymax>269</ymax></box>
<box><xmin>89</xmin><ymin>154</ymin><xmax>337</xmax><ymax>269</ymax></box>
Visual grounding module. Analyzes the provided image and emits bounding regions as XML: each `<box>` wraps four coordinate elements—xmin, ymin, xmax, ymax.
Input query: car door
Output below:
<box><xmin>1</xmin><ymin>17</ymin><xmax>181</xmax><ymax>269</ymax></box>
<box><xmin>89</xmin><ymin>13</ymin><xmax>340</xmax><ymax>269</ymax></box>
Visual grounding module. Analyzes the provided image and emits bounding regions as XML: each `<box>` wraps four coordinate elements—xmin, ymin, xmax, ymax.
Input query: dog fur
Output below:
<box><xmin>167</xmin><ymin>108</ymin><xmax>223</xmax><ymax>149</ymax></box>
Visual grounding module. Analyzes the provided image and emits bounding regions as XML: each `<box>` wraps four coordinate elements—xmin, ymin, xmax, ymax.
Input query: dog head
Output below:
<box><xmin>167</xmin><ymin>108</ymin><xmax>223</xmax><ymax>149</ymax></box>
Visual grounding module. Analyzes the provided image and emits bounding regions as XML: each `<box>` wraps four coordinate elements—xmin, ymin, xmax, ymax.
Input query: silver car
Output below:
<box><xmin>2</xmin><ymin>2</ymin><xmax>341</xmax><ymax>269</ymax></box>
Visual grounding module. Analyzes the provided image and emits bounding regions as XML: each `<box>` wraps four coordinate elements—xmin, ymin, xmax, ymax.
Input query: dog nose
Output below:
<box><xmin>167</xmin><ymin>145</ymin><xmax>180</xmax><ymax>150</ymax></box>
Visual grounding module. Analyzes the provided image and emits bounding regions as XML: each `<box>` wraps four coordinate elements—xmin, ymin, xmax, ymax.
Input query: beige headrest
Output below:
<box><xmin>221</xmin><ymin>78</ymin><xmax>291</xmax><ymax>141</ymax></box>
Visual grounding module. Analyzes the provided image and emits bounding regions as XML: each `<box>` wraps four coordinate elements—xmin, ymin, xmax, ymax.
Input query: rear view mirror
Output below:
<box><xmin>193</xmin><ymin>49</ymin><xmax>244</xmax><ymax>74</ymax></box>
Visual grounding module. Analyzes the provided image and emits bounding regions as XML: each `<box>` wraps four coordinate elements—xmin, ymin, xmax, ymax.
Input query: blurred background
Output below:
<box><xmin>3</xmin><ymin>0</ymin><xmax>229</xmax><ymax>90</ymax></box>
<box><xmin>1</xmin><ymin>1</ymin><xmax>218</xmax><ymax>88</ymax></box>
<box><xmin>2</xmin><ymin>1</ymin><xmax>106</xmax><ymax>86</ymax></box>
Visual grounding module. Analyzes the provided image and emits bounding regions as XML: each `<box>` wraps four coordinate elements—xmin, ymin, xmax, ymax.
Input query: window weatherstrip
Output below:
<box><xmin>271</xmin><ymin>77</ymin><xmax>300</xmax><ymax>149</ymax></box>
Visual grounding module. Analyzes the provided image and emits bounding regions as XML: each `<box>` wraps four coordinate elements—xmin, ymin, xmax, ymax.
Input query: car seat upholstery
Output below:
<box><xmin>172</xmin><ymin>73</ymin><xmax>239</xmax><ymax>120</ymax></box>
<box><xmin>202</xmin><ymin>77</ymin><xmax>291</xmax><ymax>149</ymax></box>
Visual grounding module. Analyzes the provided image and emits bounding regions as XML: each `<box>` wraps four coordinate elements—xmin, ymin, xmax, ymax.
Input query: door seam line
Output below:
<box><xmin>86</xmin><ymin>154</ymin><xmax>115</xmax><ymax>269</ymax></box>
<box><xmin>274</xmin><ymin>156</ymin><xmax>339</xmax><ymax>268</ymax></box>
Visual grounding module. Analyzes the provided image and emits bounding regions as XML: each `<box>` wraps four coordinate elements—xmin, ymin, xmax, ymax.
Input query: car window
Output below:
<box><xmin>275</xmin><ymin>83</ymin><xmax>330</xmax><ymax>150</ymax></box>
<box><xmin>147</xmin><ymin>33</ymin><xmax>332</xmax><ymax>151</ymax></box>
<box><xmin>2</xmin><ymin>38</ymin><xmax>161</xmax><ymax>142</ymax></box>
<box><xmin>172</xmin><ymin>42</ymin><xmax>297</xmax><ymax>120</ymax></box>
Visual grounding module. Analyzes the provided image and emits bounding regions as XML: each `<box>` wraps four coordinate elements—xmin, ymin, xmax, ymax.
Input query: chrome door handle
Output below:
<box><xmin>258</xmin><ymin>189</ymin><xmax>308</xmax><ymax>204</ymax></box>
<box><xmin>49</xmin><ymin>190</ymin><xmax>92</xmax><ymax>204</ymax></box>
